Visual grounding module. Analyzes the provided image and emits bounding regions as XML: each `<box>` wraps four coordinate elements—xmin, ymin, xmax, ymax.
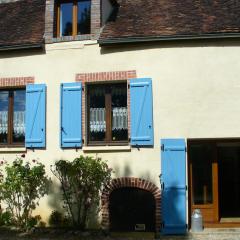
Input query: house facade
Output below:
<box><xmin>1</xmin><ymin>0</ymin><xmax>240</xmax><ymax>234</ymax></box>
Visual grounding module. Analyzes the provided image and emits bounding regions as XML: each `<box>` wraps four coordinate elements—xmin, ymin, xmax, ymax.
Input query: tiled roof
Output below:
<box><xmin>0</xmin><ymin>0</ymin><xmax>45</xmax><ymax>49</ymax></box>
<box><xmin>100</xmin><ymin>0</ymin><xmax>240</xmax><ymax>42</ymax></box>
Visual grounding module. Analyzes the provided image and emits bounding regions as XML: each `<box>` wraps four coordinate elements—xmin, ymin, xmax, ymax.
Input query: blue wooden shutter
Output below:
<box><xmin>161</xmin><ymin>139</ymin><xmax>187</xmax><ymax>235</ymax></box>
<box><xmin>130</xmin><ymin>78</ymin><xmax>153</xmax><ymax>146</ymax></box>
<box><xmin>60</xmin><ymin>82</ymin><xmax>82</xmax><ymax>148</ymax></box>
<box><xmin>25</xmin><ymin>84</ymin><xmax>46</xmax><ymax>148</ymax></box>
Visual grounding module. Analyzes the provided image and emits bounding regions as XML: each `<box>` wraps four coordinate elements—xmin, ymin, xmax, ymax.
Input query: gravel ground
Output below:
<box><xmin>0</xmin><ymin>228</ymin><xmax>240</xmax><ymax>240</ymax></box>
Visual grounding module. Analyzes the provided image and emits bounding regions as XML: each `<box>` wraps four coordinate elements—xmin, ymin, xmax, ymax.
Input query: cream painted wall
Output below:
<box><xmin>1</xmin><ymin>39</ymin><xmax>240</xmax><ymax>222</ymax></box>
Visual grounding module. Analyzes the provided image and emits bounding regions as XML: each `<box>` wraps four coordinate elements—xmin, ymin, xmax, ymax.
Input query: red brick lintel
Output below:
<box><xmin>75</xmin><ymin>70</ymin><xmax>137</xmax><ymax>82</ymax></box>
<box><xmin>0</xmin><ymin>77</ymin><xmax>35</xmax><ymax>87</ymax></box>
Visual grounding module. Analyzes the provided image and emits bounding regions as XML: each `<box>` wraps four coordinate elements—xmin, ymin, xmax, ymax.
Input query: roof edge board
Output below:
<box><xmin>0</xmin><ymin>43</ymin><xmax>43</xmax><ymax>51</ymax></box>
<box><xmin>98</xmin><ymin>33</ymin><xmax>240</xmax><ymax>46</ymax></box>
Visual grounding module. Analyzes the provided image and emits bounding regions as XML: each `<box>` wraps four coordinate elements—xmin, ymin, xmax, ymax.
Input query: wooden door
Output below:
<box><xmin>188</xmin><ymin>141</ymin><xmax>219</xmax><ymax>223</ymax></box>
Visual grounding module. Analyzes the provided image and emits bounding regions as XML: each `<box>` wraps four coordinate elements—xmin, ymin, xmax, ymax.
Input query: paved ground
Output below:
<box><xmin>0</xmin><ymin>228</ymin><xmax>240</xmax><ymax>240</ymax></box>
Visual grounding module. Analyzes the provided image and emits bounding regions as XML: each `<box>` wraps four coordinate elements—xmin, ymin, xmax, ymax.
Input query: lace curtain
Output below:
<box><xmin>90</xmin><ymin>107</ymin><xmax>128</xmax><ymax>132</ymax></box>
<box><xmin>90</xmin><ymin>108</ymin><xmax>106</xmax><ymax>132</ymax></box>
<box><xmin>0</xmin><ymin>111</ymin><xmax>8</xmax><ymax>134</ymax></box>
<box><xmin>112</xmin><ymin>107</ymin><xmax>128</xmax><ymax>130</ymax></box>
<box><xmin>0</xmin><ymin>111</ymin><xmax>25</xmax><ymax>135</ymax></box>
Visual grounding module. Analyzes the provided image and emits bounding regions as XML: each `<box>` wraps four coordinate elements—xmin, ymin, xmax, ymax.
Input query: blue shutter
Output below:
<box><xmin>161</xmin><ymin>139</ymin><xmax>187</xmax><ymax>235</ymax></box>
<box><xmin>130</xmin><ymin>78</ymin><xmax>153</xmax><ymax>146</ymax></box>
<box><xmin>60</xmin><ymin>82</ymin><xmax>82</xmax><ymax>148</ymax></box>
<box><xmin>25</xmin><ymin>84</ymin><xmax>46</xmax><ymax>148</ymax></box>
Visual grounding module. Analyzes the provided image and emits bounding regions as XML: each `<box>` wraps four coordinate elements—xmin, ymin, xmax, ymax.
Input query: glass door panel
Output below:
<box><xmin>189</xmin><ymin>142</ymin><xmax>219</xmax><ymax>223</ymax></box>
<box><xmin>191</xmin><ymin>144</ymin><xmax>213</xmax><ymax>205</ymax></box>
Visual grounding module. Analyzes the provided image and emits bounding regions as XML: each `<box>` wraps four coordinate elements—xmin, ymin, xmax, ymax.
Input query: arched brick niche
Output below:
<box><xmin>101</xmin><ymin>177</ymin><xmax>161</xmax><ymax>232</ymax></box>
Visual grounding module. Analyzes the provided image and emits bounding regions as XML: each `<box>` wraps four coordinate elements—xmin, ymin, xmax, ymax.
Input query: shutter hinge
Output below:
<box><xmin>128</xmin><ymin>84</ymin><xmax>130</xmax><ymax>89</ymax></box>
<box><xmin>186</xmin><ymin>185</ymin><xmax>188</xmax><ymax>191</ymax></box>
<box><xmin>161</xmin><ymin>144</ymin><xmax>164</xmax><ymax>151</ymax></box>
<box><xmin>82</xmin><ymin>86</ymin><xmax>84</xmax><ymax>91</ymax></box>
<box><xmin>185</xmin><ymin>146</ymin><xmax>187</xmax><ymax>152</ymax></box>
<box><xmin>82</xmin><ymin>139</ymin><xmax>84</xmax><ymax>144</ymax></box>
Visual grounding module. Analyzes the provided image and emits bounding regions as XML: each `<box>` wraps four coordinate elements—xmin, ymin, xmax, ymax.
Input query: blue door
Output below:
<box><xmin>161</xmin><ymin>139</ymin><xmax>187</xmax><ymax>235</ymax></box>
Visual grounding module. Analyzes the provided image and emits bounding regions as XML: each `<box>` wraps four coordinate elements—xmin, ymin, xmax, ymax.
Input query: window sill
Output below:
<box><xmin>82</xmin><ymin>145</ymin><xmax>131</xmax><ymax>152</ymax></box>
<box><xmin>45</xmin><ymin>33</ymin><xmax>99</xmax><ymax>45</ymax></box>
<box><xmin>0</xmin><ymin>147</ymin><xmax>26</xmax><ymax>153</ymax></box>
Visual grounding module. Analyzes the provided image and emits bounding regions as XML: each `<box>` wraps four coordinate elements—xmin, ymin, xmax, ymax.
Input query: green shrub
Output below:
<box><xmin>0</xmin><ymin>158</ymin><xmax>51</xmax><ymax>230</ymax></box>
<box><xmin>51</xmin><ymin>155</ymin><xmax>112</xmax><ymax>230</ymax></box>
<box><xmin>48</xmin><ymin>210</ymin><xmax>63</xmax><ymax>227</ymax></box>
<box><xmin>0</xmin><ymin>211</ymin><xmax>13</xmax><ymax>226</ymax></box>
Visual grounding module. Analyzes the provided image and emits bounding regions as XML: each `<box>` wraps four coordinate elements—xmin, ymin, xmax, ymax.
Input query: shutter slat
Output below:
<box><xmin>60</xmin><ymin>82</ymin><xmax>82</xmax><ymax>148</ymax></box>
<box><xmin>161</xmin><ymin>139</ymin><xmax>187</xmax><ymax>235</ymax></box>
<box><xmin>25</xmin><ymin>84</ymin><xmax>46</xmax><ymax>148</ymax></box>
<box><xmin>130</xmin><ymin>78</ymin><xmax>153</xmax><ymax>146</ymax></box>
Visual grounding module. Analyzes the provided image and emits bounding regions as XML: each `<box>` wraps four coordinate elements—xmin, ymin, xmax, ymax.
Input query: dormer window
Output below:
<box><xmin>56</xmin><ymin>0</ymin><xmax>91</xmax><ymax>37</ymax></box>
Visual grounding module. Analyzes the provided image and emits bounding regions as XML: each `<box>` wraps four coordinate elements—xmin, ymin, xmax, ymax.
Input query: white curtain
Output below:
<box><xmin>112</xmin><ymin>107</ymin><xmax>128</xmax><ymax>130</ymax></box>
<box><xmin>0</xmin><ymin>111</ymin><xmax>25</xmax><ymax>135</ymax></box>
<box><xmin>0</xmin><ymin>111</ymin><xmax>8</xmax><ymax>134</ymax></box>
<box><xmin>90</xmin><ymin>108</ymin><xmax>106</xmax><ymax>132</ymax></box>
<box><xmin>89</xmin><ymin>107</ymin><xmax>128</xmax><ymax>132</ymax></box>
<box><xmin>13</xmin><ymin>111</ymin><xmax>25</xmax><ymax>135</ymax></box>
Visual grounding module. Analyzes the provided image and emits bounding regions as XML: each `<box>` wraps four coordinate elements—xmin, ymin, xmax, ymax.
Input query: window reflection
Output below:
<box><xmin>111</xmin><ymin>85</ymin><xmax>128</xmax><ymax>141</ymax></box>
<box><xmin>60</xmin><ymin>3</ymin><xmax>73</xmax><ymax>36</ymax></box>
<box><xmin>13</xmin><ymin>90</ymin><xmax>26</xmax><ymax>143</ymax></box>
<box><xmin>0</xmin><ymin>91</ymin><xmax>9</xmax><ymax>144</ymax></box>
<box><xmin>77</xmin><ymin>1</ymin><xmax>91</xmax><ymax>34</ymax></box>
<box><xmin>89</xmin><ymin>85</ymin><xmax>106</xmax><ymax>142</ymax></box>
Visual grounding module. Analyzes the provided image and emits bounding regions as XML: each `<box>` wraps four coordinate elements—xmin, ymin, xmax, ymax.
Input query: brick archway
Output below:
<box><xmin>101</xmin><ymin>177</ymin><xmax>161</xmax><ymax>232</ymax></box>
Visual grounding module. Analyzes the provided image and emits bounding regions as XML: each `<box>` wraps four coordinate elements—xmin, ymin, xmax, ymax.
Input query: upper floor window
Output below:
<box><xmin>0</xmin><ymin>89</ymin><xmax>26</xmax><ymax>146</ymax></box>
<box><xmin>56</xmin><ymin>0</ymin><xmax>91</xmax><ymax>37</ymax></box>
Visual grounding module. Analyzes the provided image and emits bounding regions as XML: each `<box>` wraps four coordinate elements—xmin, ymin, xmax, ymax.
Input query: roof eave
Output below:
<box><xmin>98</xmin><ymin>33</ymin><xmax>240</xmax><ymax>46</ymax></box>
<box><xmin>0</xmin><ymin>43</ymin><xmax>43</xmax><ymax>51</ymax></box>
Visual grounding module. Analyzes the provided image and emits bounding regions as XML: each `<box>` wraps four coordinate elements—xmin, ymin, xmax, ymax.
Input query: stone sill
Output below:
<box><xmin>83</xmin><ymin>145</ymin><xmax>131</xmax><ymax>152</ymax></box>
<box><xmin>45</xmin><ymin>39</ymin><xmax>98</xmax><ymax>51</ymax></box>
<box><xmin>0</xmin><ymin>147</ymin><xmax>26</xmax><ymax>153</ymax></box>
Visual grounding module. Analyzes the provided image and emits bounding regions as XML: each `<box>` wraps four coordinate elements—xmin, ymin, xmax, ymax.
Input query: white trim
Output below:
<box><xmin>83</xmin><ymin>145</ymin><xmax>131</xmax><ymax>152</ymax></box>
<box><xmin>0</xmin><ymin>147</ymin><xmax>26</xmax><ymax>153</ymax></box>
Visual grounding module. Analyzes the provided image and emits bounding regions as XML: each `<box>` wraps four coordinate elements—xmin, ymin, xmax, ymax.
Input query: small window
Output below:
<box><xmin>0</xmin><ymin>89</ymin><xmax>26</xmax><ymax>146</ymax></box>
<box><xmin>87</xmin><ymin>83</ymin><xmax>128</xmax><ymax>145</ymax></box>
<box><xmin>56</xmin><ymin>0</ymin><xmax>91</xmax><ymax>37</ymax></box>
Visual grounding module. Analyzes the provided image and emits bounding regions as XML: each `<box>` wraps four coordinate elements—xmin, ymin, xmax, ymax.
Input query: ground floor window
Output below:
<box><xmin>0</xmin><ymin>89</ymin><xmax>25</xmax><ymax>146</ymax></box>
<box><xmin>87</xmin><ymin>83</ymin><xmax>128</xmax><ymax>145</ymax></box>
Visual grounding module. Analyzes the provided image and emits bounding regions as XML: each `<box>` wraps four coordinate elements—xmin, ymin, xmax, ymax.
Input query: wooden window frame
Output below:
<box><xmin>87</xmin><ymin>83</ymin><xmax>129</xmax><ymax>146</ymax></box>
<box><xmin>0</xmin><ymin>87</ymin><xmax>25</xmax><ymax>147</ymax></box>
<box><xmin>56</xmin><ymin>0</ymin><xmax>91</xmax><ymax>37</ymax></box>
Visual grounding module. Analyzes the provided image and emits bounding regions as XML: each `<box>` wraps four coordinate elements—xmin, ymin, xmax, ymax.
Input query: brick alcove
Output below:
<box><xmin>101</xmin><ymin>177</ymin><xmax>161</xmax><ymax>232</ymax></box>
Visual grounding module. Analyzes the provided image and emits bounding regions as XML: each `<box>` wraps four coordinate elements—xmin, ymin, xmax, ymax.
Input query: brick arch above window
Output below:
<box><xmin>101</xmin><ymin>177</ymin><xmax>161</xmax><ymax>232</ymax></box>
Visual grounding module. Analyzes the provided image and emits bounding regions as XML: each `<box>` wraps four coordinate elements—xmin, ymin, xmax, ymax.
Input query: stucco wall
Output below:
<box><xmin>1</xmin><ymin>39</ymin><xmax>240</xmax><ymax>222</ymax></box>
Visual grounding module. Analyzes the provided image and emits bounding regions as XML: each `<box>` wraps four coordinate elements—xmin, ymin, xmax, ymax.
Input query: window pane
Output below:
<box><xmin>190</xmin><ymin>144</ymin><xmax>213</xmax><ymax>205</ymax></box>
<box><xmin>89</xmin><ymin>85</ymin><xmax>106</xmax><ymax>142</ymax></box>
<box><xmin>111</xmin><ymin>84</ymin><xmax>128</xmax><ymax>141</ymax></box>
<box><xmin>60</xmin><ymin>3</ymin><xmax>73</xmax><ymax>36</ymax></box>
<box><xmin>0</xmin><ymin>91</ymin><xmax>9</xmax><ymax>144</ymax></box>
<box><xmin>13</xmin><ymin>90</ymin><xmax>25</xmax><ymax>143</ymax></box>
<box><xmin>77</xmin><ymin>0</ymin><xmax>91</xmax><ymax>34</ymax></box>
